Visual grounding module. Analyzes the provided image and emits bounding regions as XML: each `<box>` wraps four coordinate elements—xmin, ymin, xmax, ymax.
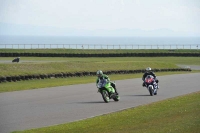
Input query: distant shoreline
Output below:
<box><xmin>0</xmin><ymin>35</ymin><xmax>200</xmax><ymax>45</ymax></box>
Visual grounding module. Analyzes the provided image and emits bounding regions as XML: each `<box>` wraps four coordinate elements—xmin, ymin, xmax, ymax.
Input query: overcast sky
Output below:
<box><xmin>0</xmin><ymin>0</ymin><xmax>200</xmax><ymax>36</ymax></box>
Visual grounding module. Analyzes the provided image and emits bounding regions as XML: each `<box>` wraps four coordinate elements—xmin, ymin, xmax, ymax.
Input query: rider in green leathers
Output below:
<box><xmin>96</xmin><ymin>70</ymin><xmax>119</xmax><ymax>95</ymax></box>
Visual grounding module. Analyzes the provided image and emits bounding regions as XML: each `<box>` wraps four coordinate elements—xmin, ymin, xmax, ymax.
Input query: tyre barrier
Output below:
<box><xmin>0</xmin><ymin>76</ymin><xmax>6</xmax><ymax>83</ymax></box>
<box><xmin>0</xmin><ymin>68</ymin><xmax>191</xmax><ymax>84</ymax></box>
<box><xmin>0</xmin><ymin>52</ymin><xmax>200</xmax><ymax>57</ymax></box>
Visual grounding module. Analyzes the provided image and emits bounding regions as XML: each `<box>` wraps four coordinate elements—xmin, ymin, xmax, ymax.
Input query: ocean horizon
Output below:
<box><xmin>0</xmin><ymin>35</ymin><xmax>200</xmax><ymax>44</ymax></box>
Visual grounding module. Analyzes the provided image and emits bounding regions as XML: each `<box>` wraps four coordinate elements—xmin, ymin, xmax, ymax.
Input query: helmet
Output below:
<box><xmin>96</xmin><ymin>70</ymin><xmax>103</xmax><ymax>77</ymax></box>
<box><xmin>146</xmin><ymin>67</ymin><xmax>151</xmax><ymax>72</ymax></box>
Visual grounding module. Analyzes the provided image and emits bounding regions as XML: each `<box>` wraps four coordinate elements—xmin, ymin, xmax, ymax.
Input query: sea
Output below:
<box><xmin>0</xmin><ymin>36</ymin><xmax>199</xmax><ymax>49</ymax></box>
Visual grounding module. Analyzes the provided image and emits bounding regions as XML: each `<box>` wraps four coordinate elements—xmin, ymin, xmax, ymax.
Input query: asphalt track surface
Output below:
<box><xmin>0</xmin><ymin>73</ymin><xmax>200</xmax><ymax>133</ymax></box>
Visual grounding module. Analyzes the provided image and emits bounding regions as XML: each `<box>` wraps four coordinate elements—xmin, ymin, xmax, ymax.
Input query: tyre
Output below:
<box><xmin>102</xmin><ymin>90</ymin><xmax>110</xmax><ymax>103</ymax></box>
<box><xmin>149</xmin><ymin>86</ymin><xmax>154</xmax><ymax>96</ymax></box>
<box><xmin>113</xmin><ymin>95</ymin><xmax>119</xmax><ymax>101</ymax></box>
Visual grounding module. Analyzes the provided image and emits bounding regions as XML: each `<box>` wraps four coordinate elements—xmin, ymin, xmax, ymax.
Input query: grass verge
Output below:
<box><xmin>12</xmin><ymin>91</ymin><xmax>200</xmax><ymax>133</ymax></box>
<box><xmin>1</xmin><ymin>57</ymin><xmax>200</xmax><ymax>76</ymax></box>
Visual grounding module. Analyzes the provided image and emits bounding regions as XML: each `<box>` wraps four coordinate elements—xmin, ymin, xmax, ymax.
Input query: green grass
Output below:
<box><xmin>1</xmin><ymin>57</ymin><xmax>200</xmax><ymax>76</ymax></box>
<box><xmin>2</xmin><ymin>50</ymin><xmax>199</xmax><ymax>133</ymax></box>
<box><xmin>1</xmin><ymin>49</ymin><xmax>200</xmax><ymax>53</ymax></box>
<box><xmin>12</xmin><ymin>91</ymin><xmax>200</xmax><ymax>133</ymax></box>
<box><xmin>0</xmin><ymin>56</ymin><xmax>200</xmax><ymax>93</ymax></box>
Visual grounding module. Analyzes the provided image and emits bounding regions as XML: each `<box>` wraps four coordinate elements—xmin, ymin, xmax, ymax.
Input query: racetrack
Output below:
<box><xmin>0</xmin><ymin>73</ymin><xmax>199</xmax><ymax>133</ymax></box>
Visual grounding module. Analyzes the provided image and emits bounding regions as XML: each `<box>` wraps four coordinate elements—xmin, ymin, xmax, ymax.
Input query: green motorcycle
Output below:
<box><xmin>97</xmin><ymin>79</ymin><xmax>120</xmax><ymax>103</ymax></box>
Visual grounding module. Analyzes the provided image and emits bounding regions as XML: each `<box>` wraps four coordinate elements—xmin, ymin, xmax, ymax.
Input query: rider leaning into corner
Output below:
<box><xmin>142</xmin><ymin>67</ymin><xmax>159</xmax><ymax>89</ymax></box>
<box><xmin>96</xmin><ymin>70</ymin><xmax>119</xmax><ymax>95</ymax></box>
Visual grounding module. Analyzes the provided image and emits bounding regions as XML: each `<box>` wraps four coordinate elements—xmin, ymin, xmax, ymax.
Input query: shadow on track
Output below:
<box><xmin>76</xmin><ymin>101</ymin><xmax>105</xmax><ymax>104</ymax></box>
<box><xmin>76</xmin><ymin>100</ymin><xmax>120</xmax><ymax>104</ymax></box>
<box><xmin>124</xmin><ymin>94</ymin><xmax>150</xmax><ymax>97</ymax></box>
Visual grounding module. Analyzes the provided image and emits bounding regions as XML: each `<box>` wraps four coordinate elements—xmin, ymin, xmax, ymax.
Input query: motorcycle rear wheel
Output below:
<box><xmin>113</xmin><ymin>96</ymin><xmax>119</xmax><ymax>101</ymax></box>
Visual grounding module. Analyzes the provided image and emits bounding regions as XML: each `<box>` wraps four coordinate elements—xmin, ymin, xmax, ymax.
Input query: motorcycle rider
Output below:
<box><xmin>142</xmin><ymin>67</ymin><xmax>159</xmax><ymax>89</ymax></box>
<box><xmin>96</xmin><ymin>70</ymin><xmax>119</xmax><ymax>95</ymax></box>
<box><xmin>12</xmin><ymin>57</ymin><xmax>20</xmax><ymax>63</ymax></box>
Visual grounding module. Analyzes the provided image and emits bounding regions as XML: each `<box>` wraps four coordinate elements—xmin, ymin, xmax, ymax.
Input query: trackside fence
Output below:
<box><xmin>0</xmin><ymin>44</ymin><xmax>199</xmax><ymax>49</ymax></box>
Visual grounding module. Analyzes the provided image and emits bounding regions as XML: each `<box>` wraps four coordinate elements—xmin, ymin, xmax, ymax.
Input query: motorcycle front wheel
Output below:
<box><xmin>149</xmin><ymin>86</ymin><xmax>154</xmax><ymax>96</ymax></box>
<box><xmin>102</xmin><ymin>90</ymin><xmax>110</xmax><ymax>103</ymax></box>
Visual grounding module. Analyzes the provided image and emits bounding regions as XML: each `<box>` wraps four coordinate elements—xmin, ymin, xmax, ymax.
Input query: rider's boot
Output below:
<box><xmin>157</xmin><ymin>84</ymin><xmax>159</xmax><ymax>89</ymax></box>
<box><xmin>142</xmin><ymin>82</ymin><xmax>145</xmax><ymax>87</ymax></box>
<box><xmin>114</xmin><ymin>87</ymin><xmax>119</xmax><ymax>95</ymax></box>
<box><xmin>111</xmin><ymin>82</ymin><xmax>119</xmax><ymax>95</ymax></box>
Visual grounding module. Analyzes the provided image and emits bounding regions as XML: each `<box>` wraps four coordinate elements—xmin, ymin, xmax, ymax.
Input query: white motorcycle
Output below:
<box><xmin>144</xmin><ymin>75</ymin><xmax>158</xmax><ymax>96</ymax></box>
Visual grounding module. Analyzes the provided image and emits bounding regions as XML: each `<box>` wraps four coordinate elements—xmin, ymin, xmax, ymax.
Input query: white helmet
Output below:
<box><xmin>96</xmin><ymin>70</ymin><xmax>103</xmax><ymax>77</ymax></box>
<box><xmin>146</xmin><ymin>67</ymin><xmax>151</xmax><ymax>72</ymax></box>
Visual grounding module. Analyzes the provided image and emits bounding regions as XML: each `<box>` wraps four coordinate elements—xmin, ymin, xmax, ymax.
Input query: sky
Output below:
<box><xmin>0</xmin><ymin>0</ymin><xmax>200</xmax><ymax>36</ymax></box>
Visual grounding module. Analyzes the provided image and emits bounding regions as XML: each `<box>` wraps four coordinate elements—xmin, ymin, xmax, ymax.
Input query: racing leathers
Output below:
<box><xmin>142</xmin><ymin>71</ymin><xmax>159</xmax><ymax>88</ymax></box>
<box><xmin>96</xmin><ymin>74</ymin><xmax>119</xmax><ymax>95</ymax></box>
